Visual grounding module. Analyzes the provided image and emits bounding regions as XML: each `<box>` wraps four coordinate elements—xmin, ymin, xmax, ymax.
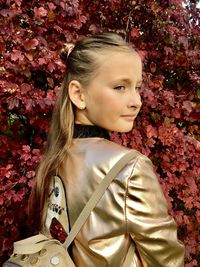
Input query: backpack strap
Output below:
<box><xmin>64</xmin><ymin>151</ymin><xmax>136</xmax><ymax>249</ymax></box>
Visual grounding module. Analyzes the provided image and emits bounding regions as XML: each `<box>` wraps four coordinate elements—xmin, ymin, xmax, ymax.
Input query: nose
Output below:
<box><xmin>128</xmin><ymin>89</ymin><xmax>142</xmax><ymax>109</ymax></box>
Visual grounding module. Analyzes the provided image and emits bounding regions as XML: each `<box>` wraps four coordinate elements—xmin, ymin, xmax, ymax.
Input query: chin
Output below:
<box><xmin>103</xmin><ymin>121</ymin><xmax>134</xmax><ymax>133</ymax></box>
<box><xmin>113</xmin><ymin>124</ymin><xmax>134</xmax><ymax>133</ymax></box>
<box><xmin>118</xmin><ymin>128</ymin><xmax>133</xmax><ymax>133</ymax></box>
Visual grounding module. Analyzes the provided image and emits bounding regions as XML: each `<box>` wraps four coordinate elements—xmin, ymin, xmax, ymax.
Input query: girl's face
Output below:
<box><xmin>76</xmin><ymin>51</ymin><xmax>142</xmax><ymax>133</ymax></box>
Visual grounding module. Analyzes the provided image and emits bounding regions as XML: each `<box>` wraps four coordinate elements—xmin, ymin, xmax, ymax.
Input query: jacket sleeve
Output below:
<box><xmin>126</xmin><ymin>155</ymin><xmax>185</xmax><ymax>267</ymax></box>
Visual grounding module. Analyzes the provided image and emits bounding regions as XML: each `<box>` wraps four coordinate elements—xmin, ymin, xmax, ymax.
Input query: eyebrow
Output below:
<box><xmin>112</xmin><ymin>78</ymin><xmax>142</xmax><ymax>85</ymax></box>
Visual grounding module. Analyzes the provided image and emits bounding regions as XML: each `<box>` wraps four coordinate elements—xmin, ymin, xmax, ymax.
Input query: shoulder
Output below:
<box><xmin>72</xmin><ymin>137</ymin><xmax>146</xmax><ymax>173</ymax></box>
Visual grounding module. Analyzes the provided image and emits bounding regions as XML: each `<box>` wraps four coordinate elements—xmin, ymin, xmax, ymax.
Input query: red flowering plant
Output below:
<box><xmin>0</xmin><ymin>0</ymin><xmax>199</xmax><ymax>266</ymax></box>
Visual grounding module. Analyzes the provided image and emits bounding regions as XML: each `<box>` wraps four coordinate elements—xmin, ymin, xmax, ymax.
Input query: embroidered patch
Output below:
<box><xmin>48</xmin><ymin>202</ymin><xmax>64</xmax><ymax>215</ymax></box>
<box><xmin>50</xmin><ymin>217</ymin><xmax>68</xmax><ymax>243</ymax></box>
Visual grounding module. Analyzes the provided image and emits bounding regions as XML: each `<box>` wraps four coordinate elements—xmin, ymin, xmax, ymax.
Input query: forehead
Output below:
<box><xmin>94</xmin><ymin>51</ymin><xmax>142</xmax><ymax>81</ymax></box>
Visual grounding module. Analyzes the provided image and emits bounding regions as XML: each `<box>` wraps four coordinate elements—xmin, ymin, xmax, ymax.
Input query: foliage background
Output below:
<box><xmin>0</xmin><ymin>0</ymin><xmax>199</xmax><ymax>266</ymax></box>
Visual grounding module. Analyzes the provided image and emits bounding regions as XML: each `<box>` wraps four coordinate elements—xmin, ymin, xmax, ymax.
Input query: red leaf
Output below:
<box><xmin>32</xmin><ymin>149</ymin><xmax>41</xmax><ymax>155</ymax></box>
<box><xmin>137</xmin><ymin>50</ymin><xmax>147</xmax><ymax>61</ymax></box>
<box><xmin>0</xmin><ymin>41</ymin><xmax>5</xmax><ymax>54</ymax></box>
<box><xmin>34</xmin><ymin>7</ymin><xmax>48</xmax><ymax>17</ymax></box>
<box><xmin>22</xmin><ymin>145</ymin><xmax>31</xmax><ymax>153</ymax></box>
<box><xmin>10</xmin><ymin>50</ymin><xmax>24</xmax><ymax>61</ymax></box>
<box><xmin>21</xmin><ymin>83</ymin><xmax>31</xmax><ymax>94</ymax></box>
<box><xmin>150</xmin><ymin>62</ymin><xmax>157</xmax><ymax>73</ymax></box>
<box><xmin>185</xmin><ymin>176</ymin><xmax>198</xmax><ymax>194</ymax></box>
<box><xmin>53</xmin><ymin>25</ymin><xmax>63</xmax><ymax>33</ymax></box>
<box><xmin>79</xmin><ymin>15</ymin><xmax>87</xmax><ymax>23</ymax></box>
<box><xmin>28</xmin><ymin>179</ymin><xmax>35</xmax><ymax>188</ymax></box>
<box><xmin>48</xmin><ymin>62</ymin><xmax>56</xmax><ymax>72</ymax></box>
<box><xmin>38</xmin><ymin>58</ymin><xmax>46</xmax><ymax>65</ymax></box>
<box><xmin>0</xmin><ymin>195</ymin><xmax>4</xmax><ymax>205</ymax></box>
<box><xmin>178</xmin><ymin>36</ymin><xmax>189</xmax><ymax>50</ymax></box>
<box><xmin>23</xmin><ymin>38</ymin><xmax>39</xmax><ymax>50</ymax></box>
<box><xmin>12</xmin><ymin>189</ymin><xmax>25</xmax><ymax>202</ymax></box>
<box><xmin>7</xmin><ymin>98</ymin><xmax>19</xmax><ymax>110</ymax></box>
<box><xmin>20</xmin><ymin>153</ymin><xmax>31</xmax><ymax>161</ymax></box>
<box><xmin>25</xmin><ymin>52</ymin><xmax>33</xmax><ymax>61</ymax></box>
<box><xmin>183</xmin><ymin>101</ymin><xmax>193</xmax><ymax>113</ymax></box>
<box><xmin>5</xmin><ymin>190</ymin><xmax>15</xmax><ymax>201</ymax></box>
<box><xmin>171</xmin><ymin>108</ymin><xmax>181</xmax><ymax>118</ymax></box>
<box><xmin>164</xmin><ymin>46</ymin><xmax>173</xmax><ymax>56</ymax></box>
<box><xmin>146</xmin><ymin>125</ymin><xmax>158</xmax><ymax>138</ymax></box>
<box><xmin>26</xmin><ymin>171</ymin><xmax>35</xmax><ymax>179</ymax></box>
<box><xmin>150</xmin><ymin>2</ymin><xmax>161</xmax><ymax>14</ymax></box>
<box><xmin>47</xmin><ymin>2</ymin><xmax>56</xmax><ymax>10</ymax></box>
<box><xmin>131</xmin><ymin>28</ymin><xmax>140</xmax><ymax>38</ymax></box>
<box><xmin>15</xmin><ymin>0</ymin><xmax>22</xmax><ymax>7</ymax></box>
<box><xmin>47</xmin><ymin>77</ymin><xmax>54</xmax><ymax>88</ymax></box>
<box><xmin>25</xmin><ymin>99</ymin><xmax>34</xmax><ymax>111</ymax></box>
<box><xmin>19</xmin><ymin>176</ymin><xmax>27</xmax><ymax>183</ymax></box>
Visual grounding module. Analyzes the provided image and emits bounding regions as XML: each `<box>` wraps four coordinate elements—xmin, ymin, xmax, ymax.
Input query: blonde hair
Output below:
<box><xmin>29</xmin><ymin>32</ymin><xmax>134</xmax><ymax>231</ymax></box>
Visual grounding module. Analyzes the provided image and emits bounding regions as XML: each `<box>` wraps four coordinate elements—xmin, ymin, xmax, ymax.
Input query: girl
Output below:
<box><xmin>30</xmin><ymin>33</ymin><xmax>184</xmax><ymax>266</ymax></box>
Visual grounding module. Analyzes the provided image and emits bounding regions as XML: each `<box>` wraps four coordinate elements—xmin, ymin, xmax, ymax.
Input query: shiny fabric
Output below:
<box><xmin>47</xmin><ymin>137</ymin><xmax>185</xmax><ymax>267</ymax></box>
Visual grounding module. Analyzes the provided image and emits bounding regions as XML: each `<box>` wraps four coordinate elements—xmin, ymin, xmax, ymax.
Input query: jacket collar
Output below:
<box><xmin>73</xmin><ymin>124</ymin><xmax>110</xmax><ymax>140</ymax></box>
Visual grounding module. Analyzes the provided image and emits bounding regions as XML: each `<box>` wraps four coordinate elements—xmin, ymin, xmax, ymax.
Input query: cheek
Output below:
<box><xmin>85</xmin><ymin>88</ymin><xmax>124</xmax><ymax>122</ymax></box>
<box><xmin>96</xmin><ymin>94</ymin><xmax>122</xmax><ymax>116</ymax></box>
<box><xmin>98</xmin><ymin>90</ymin><xmax>121</xmax><ymax>107</ymax></box>
<box><xmin>106</xmin><ymin>93</ymin><xmax>124</xmax><ymax>110</ymax></box>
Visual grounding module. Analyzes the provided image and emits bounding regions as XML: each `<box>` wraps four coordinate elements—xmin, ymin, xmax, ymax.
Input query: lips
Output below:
<box><xmin>121</xmin><ymin>114</ymin><xmax>136</xmax><ymax>117</ymax></box>
<box><xmin>121</xmin><ymin>114</ymin><xmax>136</xmax><ymax>121</ymax></box>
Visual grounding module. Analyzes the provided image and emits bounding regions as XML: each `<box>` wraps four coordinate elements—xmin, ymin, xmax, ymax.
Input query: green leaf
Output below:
<box><xmin>197</xmin><ymin>89</ymin><xmax>200</xmax><ymax>98</ymax></box>
<box><xmin>7</xmin><ymin>117</ymin><xmax>15</xmax><ymax>126</ymax></box>
<box><xmin>164</xmin><ymin>116</ymin><xmax>171</xmax><ymax>126</ymax></box>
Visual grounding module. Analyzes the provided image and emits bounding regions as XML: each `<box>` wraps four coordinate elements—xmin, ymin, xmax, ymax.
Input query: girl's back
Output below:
<box><xmin>30</xmin><ymin>33</ymin><xmax>185</xmax><ymax>267</ymax></box>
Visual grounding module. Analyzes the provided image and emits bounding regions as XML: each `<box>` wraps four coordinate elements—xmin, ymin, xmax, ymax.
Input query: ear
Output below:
<box><xmin>68</xmin><ymin>80</ymin><xmax>86</xmax><ymax>110</ymax></box>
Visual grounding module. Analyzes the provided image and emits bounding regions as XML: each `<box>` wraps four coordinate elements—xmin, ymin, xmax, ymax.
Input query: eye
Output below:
<box><xmin>114</xmin><ymin>85</ymin><xmax>126</xmax><ymax>91</ymax></box>
<box><xmin>136</xmin><ymin>85</ymin><xmax>141</xmax><ymax>92</ymax></box>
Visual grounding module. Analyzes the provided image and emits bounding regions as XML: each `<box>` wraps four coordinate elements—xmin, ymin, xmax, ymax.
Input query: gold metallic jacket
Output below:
<box><xmin>47</xmin><ymin>137</ymin><xmax>185</xmax><ymax>267</ymax></box>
